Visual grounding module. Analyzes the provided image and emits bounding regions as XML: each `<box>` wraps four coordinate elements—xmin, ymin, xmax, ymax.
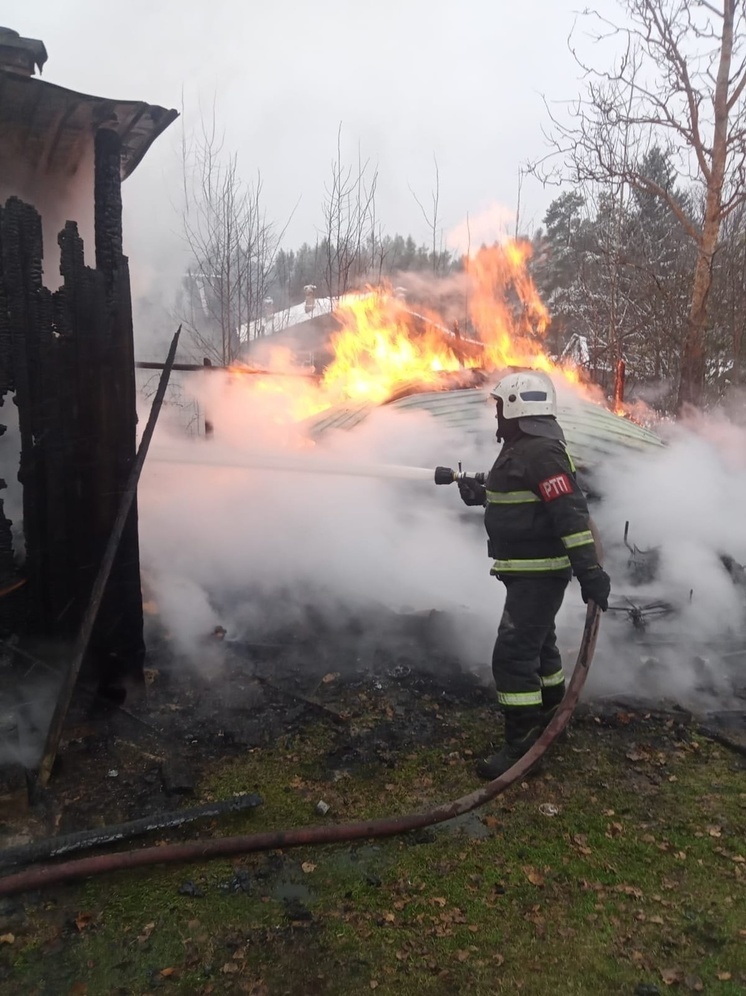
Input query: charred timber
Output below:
<box><xmin>0</xmin><ymin>181</ymin><xmax>144</xmax><ymax>690</ymax></box>
<box><xmin>35</xmin><ymin>328</ymin><xmax>181</xmax><ymax>788</ymax></box>
<box><xmin>136</xmin><ymin>361</ymin><xmax>318</xmax><ymax>378</ymax></box>
<box><xmin>0</xmin><ymin>792</ymin><xmax>263</xmax><ymax>869</ymax></box>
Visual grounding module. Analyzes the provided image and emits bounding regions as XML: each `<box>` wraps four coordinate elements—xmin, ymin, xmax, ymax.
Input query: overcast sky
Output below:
<box><xmin>5</xmin><ymin>1</ymin><xmax>618</xmax><ymax>312</ymax></box>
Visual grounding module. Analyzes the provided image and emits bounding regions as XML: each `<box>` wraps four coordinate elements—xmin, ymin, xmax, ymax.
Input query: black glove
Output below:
<box><xmin>457</xmin><ymin>478</ymin><xmax>486</xmax><ymax>507</ymax></box>
<box><xmin>577</xmin><ymin>566</ymin><xmax>611</xmax><ymax>611</ymax></box>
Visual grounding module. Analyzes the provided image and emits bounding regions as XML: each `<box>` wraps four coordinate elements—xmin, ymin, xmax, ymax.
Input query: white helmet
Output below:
<box><xmin>489</xmin><ymin>370</ymin><xmax>557</xmax><ymax>420</ymax></box>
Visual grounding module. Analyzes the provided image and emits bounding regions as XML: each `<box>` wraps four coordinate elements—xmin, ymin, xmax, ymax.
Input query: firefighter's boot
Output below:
<box><xmin>541</xmin><ymin>681</ymin><xmax>566</xmax><ymax>730</ymax></box>
<box><xmin>475</xmin><ymin>708</ymin><xmax>544</xmax><ymax>781</ymax></box>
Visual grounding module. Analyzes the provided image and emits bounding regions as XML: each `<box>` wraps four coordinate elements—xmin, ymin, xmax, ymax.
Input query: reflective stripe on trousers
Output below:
<box><xmin>540</xmin><ymin>669</ymin><xmax>565</xmax><ymax>688</ymax></box>
<box><xmin>496</xmin><ymin>689</ymin><xmax>543</xmax><ymax>707</ymax></box>
<box><xmin>491</xmin><ymin>556</ymin><xmax>571</xmax><ymax>573</ymax></box>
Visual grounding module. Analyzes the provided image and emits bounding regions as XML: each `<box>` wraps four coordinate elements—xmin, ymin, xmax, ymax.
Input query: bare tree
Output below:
<box><xmin>409</xmin><ymin>155</ymin><xmax>443</xmax><ymax>274</ymax></box>
<box><xmin>180</xmin><ymin>106</ymin><xmax>284</xmax><ymax>364</ymax></box>
<box><xmin>321</xmin><ymin>125</ymin><xmax>379</xmax><ymax>302</ymax></box>
<box><xmin>535</xmin><ymin>0</ymin><xmax>746</xmax><ymax>409</ymax></box>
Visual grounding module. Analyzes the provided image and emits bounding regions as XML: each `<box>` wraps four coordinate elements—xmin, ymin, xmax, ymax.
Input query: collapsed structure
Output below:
<box><xmin>0</xmin><ymin>27</ymin><xmax>177</xmax><ymax>692</ymax></box>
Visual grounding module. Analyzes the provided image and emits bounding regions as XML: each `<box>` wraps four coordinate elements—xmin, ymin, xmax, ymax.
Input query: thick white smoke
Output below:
<box><xmin>139</xmin><ymin>370</ymin><xmax>500</xmax><ymax>671</ymax></box>
<box><xmin>138</xmin><ymin>371</ymin><xmax>746</xmax><ymax>711</ymax></box>
<box><xmin>583</xmin><ymin>415</ymin><xmax>746</xmax><ymax>707</ymax></box>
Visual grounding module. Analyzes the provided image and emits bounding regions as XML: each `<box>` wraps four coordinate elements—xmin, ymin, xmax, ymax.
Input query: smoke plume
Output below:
<box><xmin>138</xmin><ymin>371</ymin><xmax>746</xmax><ymax>711</ymax></box>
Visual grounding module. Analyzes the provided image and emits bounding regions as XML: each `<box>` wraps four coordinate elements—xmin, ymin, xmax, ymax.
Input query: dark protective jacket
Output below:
<box><xmin>483</xmin><ymin>419</ymin><xmax>600</xmax><ymax>579</ymax></box>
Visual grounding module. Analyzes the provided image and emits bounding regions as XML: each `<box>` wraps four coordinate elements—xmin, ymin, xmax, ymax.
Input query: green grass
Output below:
<box><xmin>1</xmin><ymin>708</ymin><xmax>744</xmax><ymax>996</ymax></box>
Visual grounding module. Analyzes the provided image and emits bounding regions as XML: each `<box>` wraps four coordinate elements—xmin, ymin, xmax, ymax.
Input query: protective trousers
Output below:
<box><xmin>491</xmin><ymin>576</ymin><xmax>568</xmax><ymax>710</ymax></box>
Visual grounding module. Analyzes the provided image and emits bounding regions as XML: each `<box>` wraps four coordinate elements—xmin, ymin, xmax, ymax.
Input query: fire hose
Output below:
<box><xmin>0</xmin><ymin>601</ymin><xmax>601</xmax><ymax>897</ymax></box>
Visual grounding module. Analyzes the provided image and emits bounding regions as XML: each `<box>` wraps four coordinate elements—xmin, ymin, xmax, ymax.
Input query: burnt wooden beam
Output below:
<box><xmin>1</xmin><ymin>199</ymin><xmax>46</xmax><ymax>628</ymax></box>
<box><xmin>89</xmin><ymin>128</ymin><xmax>145</xmax><ymax>691</ymax></box>
<box><xmin>94</xmin><ymin>128</ymin><xmax>123</xmax><ymax>290</ymax></box>
<box><xmin>136</xmin><ymin>361</ymin><xmax>317</xmax><ymax>378</ymax></box>
<box><xmin>36</xmin><ymin>327</ymin><xmax>181</xmax><ymax>789</ymax></box>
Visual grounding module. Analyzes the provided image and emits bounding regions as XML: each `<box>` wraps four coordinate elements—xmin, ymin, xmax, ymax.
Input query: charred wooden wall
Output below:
<box><xmin>0</xmin><ymin>128</ymin><xmax>144</xmax><ymax>688</ymax></box>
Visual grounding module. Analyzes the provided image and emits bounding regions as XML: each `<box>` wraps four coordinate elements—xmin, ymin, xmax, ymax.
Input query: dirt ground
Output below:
<box><xmin>0</xmin><ymin>609</ymin><xmax>744</xmax><ymax>996</ymax></box>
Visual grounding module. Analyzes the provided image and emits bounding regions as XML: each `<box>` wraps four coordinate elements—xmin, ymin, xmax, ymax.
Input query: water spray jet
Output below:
<box><xmin>149</xmin><ymin>447</ymin><xmax>435</xmax><ymax>481</ymax></box>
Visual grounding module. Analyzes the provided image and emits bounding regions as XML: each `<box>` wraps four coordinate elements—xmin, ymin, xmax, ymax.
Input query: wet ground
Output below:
<box><xmin>0</xmin><ymin>606</ymin><xmax>744</xmax><ymax>995</ymax></box>
<box><xmin>0</xmin><ymin>602</ymin><xmax>743</xmax><ymax>858</ymax></box>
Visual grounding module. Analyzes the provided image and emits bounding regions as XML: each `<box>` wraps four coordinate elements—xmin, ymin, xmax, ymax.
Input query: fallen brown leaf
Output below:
<box><xmin>572</xmin><ymin>834</ymin><xmax>592</xmax><ymax>855</ymax></box>
<box><xmin>74</xmin><ymin>913</ymin><xmax>92</xmax><ymax>932</ymax></box>
<box><xmin>160</xmin><ymin>967</ymin><xmax>176</xmax><ymax>978</ymax></box>
<box><xmin>523</xmin><ymin>866</ymin><xmax>545</xmax><ymax>887</ymax></box>
<box><xmin>626</xmin><ymin>749</ymin><xmax>648</xmax><ymax>762</ymax></box>
<box><xmin>137</xmin><ymin>922</ymin><xmax>155</xmax><ymax>943</ymax></box>
<box><xmin>222</xmin><ymin>962</ymin><xmax>239</xmax><ymax>975</ymax></box>
<box><xmin>456</xmin><ymin>950</ymin><xmax>470</xmax><ymax>962</ymax></box>
<box><xmin>716</xmin><ymin>972</ymin><xmax>732</xmax><ymax>981</ymax></box>
<box><xmin>0</xmin><ymin>934</ymin><xmax>14</xmax><ymax>945</ymax></box>
<box><xmin>615</xmin><ymin>884</ymin><xmax>644</xmax><ymax>899</ymax></box>
<box><xmin>661</xmin><ymin>967</ymin><xmax>683</xmax><ymax>986</ymax></box>
<box><xmin>369</xmin><ymin>981</ymin><xmax>379</xmax><ymax>990</ymax></box>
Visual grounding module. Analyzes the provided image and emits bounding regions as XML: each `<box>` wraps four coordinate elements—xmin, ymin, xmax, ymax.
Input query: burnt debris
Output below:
<box><xmin>0</xmin><ymin>32</ymin><xmax>177</xmax><ymax>702</ymax></box>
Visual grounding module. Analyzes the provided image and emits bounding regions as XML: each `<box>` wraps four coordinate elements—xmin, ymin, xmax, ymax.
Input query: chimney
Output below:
<box><xmin>304</xmin><ymin>284</ymin><xmax>317</xmax><ymax>315</ymax></box>
<box><xmin>0</xmin><ymin>27</ymin><xmax>47</xmax><ymax>77</ymax></box>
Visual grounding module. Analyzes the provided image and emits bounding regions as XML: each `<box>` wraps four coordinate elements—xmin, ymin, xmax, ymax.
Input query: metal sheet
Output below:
<box><xmin>305</xmin><ymin>387</ymin><xmax>664</xmax><ymax>470</ymax></box>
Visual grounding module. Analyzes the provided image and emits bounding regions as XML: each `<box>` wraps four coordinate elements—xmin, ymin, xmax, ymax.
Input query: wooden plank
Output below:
<box><xmin>35</xmin><ymin>326</ymin><xmax>181</xmax><ymax>789</ymax></box>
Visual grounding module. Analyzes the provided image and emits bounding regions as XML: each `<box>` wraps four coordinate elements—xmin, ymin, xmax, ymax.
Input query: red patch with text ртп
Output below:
<box><xmin>538</xmin><ymin>473</ymin><xmax>572</xmax><ymax>501</ymax></box>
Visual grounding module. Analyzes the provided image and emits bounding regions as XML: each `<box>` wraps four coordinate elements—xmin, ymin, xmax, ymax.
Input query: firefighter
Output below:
<box><xmin>457</xmin><ymin>370</ymin><xmax>610</xmax><ymax>779</ymax></box>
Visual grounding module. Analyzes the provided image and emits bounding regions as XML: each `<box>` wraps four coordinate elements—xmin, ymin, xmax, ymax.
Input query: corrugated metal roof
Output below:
<box><xmin>305</xmin><ymin>387</ymin><xmax>664</xmax><ymax>470</ymax></box>
<box><xmin>0</xmin><ymin>69</ymin><xmax>177</xmax><ymax>180</ymax></box>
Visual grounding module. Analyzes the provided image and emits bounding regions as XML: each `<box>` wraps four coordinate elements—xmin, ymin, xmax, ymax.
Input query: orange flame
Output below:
<box><xmin>226</xmin><ymin>239</ymin><xmax>583</xmax><ymax>421</ymax></box>
<box><xmin>320</xmin><ymin>294</ymin><xmax>479</xmax><ymax>405</ymax></box>
<box><xmin>467</xmin><ymin>243</ymin><xmax>579</xmax><ymax>384</ymax></box>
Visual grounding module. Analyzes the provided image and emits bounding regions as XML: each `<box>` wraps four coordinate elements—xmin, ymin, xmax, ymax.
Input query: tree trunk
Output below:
<box><xmin>678</xmin><ymin>238</ymin><xmax>715</xmax><ymax>408</ymax></box>
<box><xmin>677</xmin><ymin>0</ymin><xmax>735</xmax><ymax>410</ymax></box>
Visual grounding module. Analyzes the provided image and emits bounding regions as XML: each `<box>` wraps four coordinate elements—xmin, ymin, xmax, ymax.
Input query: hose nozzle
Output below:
<box><xmin>434</xmin><ymin>466</ymin><xmax>457</xmax><ymax>485</ymax></box>
<box><xmin>434</xmin><ymin>467</ymin><xmax>486</xmax><ymax>485</ymax></box>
